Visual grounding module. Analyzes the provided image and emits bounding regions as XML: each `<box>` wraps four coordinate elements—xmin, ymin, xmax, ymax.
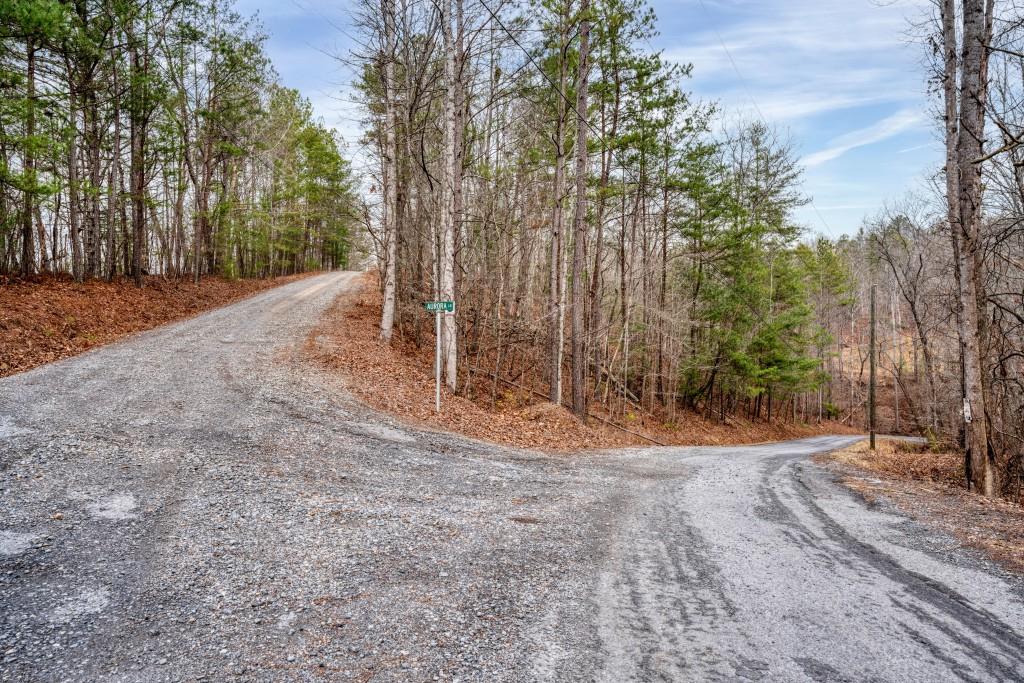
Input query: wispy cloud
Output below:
<box><xmin>653</xmin><ymin>0</ymin><xmax>938</xmax><ymax>233</ymax></box>
<box><xmin>663</xmin><ymin>0</ymin><xmax>930</xmax><ymax>123</ymax></box>
<box><xmin>803</xmin><ymin>109</ymin><xmax>925</xmax><ymax>167</ymax></box>
<box><xmin>241</xmin><ymin>0</ymin><xmax>940</xmax><ymax>236</ymax></box>
<box><xmin>897</xmin><ymin>142</ymin><xmax>935</xmax><ymax>154</ymax></box>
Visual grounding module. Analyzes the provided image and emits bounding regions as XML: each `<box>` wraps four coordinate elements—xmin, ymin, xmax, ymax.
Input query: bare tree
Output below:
<box><xmin>379</xmin><ymin>0</ymin><xmax>399</xmax><ymax>342</ymax></box>
<box><xmin>570</xmin><ymin>0</ymin><xmax>591</xmax><ymax>419</ymax></box>
<box><xmin>440</xmin><ymin>0</ymin><xmax>459</xmax><ymax>390</ymax></box>
<box><xmin>942</xmin><ymin>0</ymin><xmax>998</xmax><ymax>495</ymax></box>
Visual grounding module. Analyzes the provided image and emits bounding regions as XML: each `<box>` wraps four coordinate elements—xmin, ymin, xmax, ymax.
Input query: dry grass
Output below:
<box><xmin>307</xmin><ymin>273</ymin><xmax>859</xmax><ymax>453</ymax></box>
<box><xmin>0</xmin><ymin>272</ymin><xmax>313</xmax><ymax>377</ymax></box>
<box><xmin>821</xmin><ymin>439</ymin><xmax>1024</xmax><ymax>573</ymax></box>
<box><xmin>827</xmin><ymin>439</ymin><xmax>963</xmax><ymax>487</ymax></box>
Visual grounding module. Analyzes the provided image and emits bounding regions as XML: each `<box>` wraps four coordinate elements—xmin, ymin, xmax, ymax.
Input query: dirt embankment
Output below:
<box><xmin>1</xmin><ymin>272</ymin><xmax>313</xmax><ymax>378</ymax></box>
<box><xmin>307</xmin><ymin>273</ymin><xmax>859</xmax><ymax>453</ymax></box>
<box><xmin>820</xmin><ymin>439</ymin><xmax>1024</xmax><ymax>572</ymax></box>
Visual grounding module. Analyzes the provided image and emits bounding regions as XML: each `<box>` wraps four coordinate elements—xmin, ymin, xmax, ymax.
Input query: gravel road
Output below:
<box><xmin>2</xmin><ymin>271</ymin><xmax>1022</xmax><ymax>682</ymax></box>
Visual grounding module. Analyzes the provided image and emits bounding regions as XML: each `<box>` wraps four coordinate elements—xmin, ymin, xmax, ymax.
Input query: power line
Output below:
<box><xmin>476</xmin><ymin>0</ymin><xmax>605</xmax><ymax>143</ymax></box>
<box><xmin>695</xmin><ymin>0</ymin><xmax>767</xmax><ymax>124</ymax></box>
<box><xmin>694</xmin><ymin>0</ymin><xmax>834</xmax><ymax>236</ymax></box>
<box><xmin>476</xmin><ymin>0</ymin><xmax>673</xmax><ymax>197</ymax></box>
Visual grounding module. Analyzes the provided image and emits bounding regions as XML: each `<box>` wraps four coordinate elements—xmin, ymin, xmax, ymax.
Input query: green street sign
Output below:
<box><xmin>424</xmin><ymin>300</ymin><xmax>455</xmax><ymax>313</ymax></box>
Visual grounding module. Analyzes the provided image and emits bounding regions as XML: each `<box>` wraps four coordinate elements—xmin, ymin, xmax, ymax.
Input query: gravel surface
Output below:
<box><xmin>1</xmin><ymin>271</ymin><xmax>1022</xmax><ymax>682</ymax></box>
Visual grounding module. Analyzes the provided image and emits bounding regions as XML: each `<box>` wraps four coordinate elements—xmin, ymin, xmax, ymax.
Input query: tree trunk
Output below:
<box><xmin>108</xmin><ymin>58</ymin><xmax>122</xmax><ymax>281</ymax></box>
<box><xmin>547</xmin><ymin>14</ymin><xmax>569</xmax><ymax>405</ymax></box>
<box><xmin>379</xmin><ymin>0</ymin><xmax>399</xmax><ymax>342</ymax></box>
<box><xmin>86</xmin><ymin>88</ymin><xmax>102</xmax><ymax>277</ymax></box>
<box><xmin>66</xmin><ymin>74</ymin><xmax>84</xmax><ymax>281</ymax></box>
<box><xmin>440</xmin><ymin>0</ymin><xmax>459</xmax><ymax>390</ymax></box>
<box><xmin>657</xmin><ymin>147</ymin><xmax>670</xmax><ymax>404</ymax></box>
<box><xmin>588</xmin><ymin>49</ymin><xmax>621</xmax><ymax>395</ymax></box>
<box><xmin>130</xmin><ymin>46</ymin><xmax>146</xmax><ymax>288</ymax></box>
<box><xmin>946</xmin><ymin>0</ymin><xmax>997</xmax><ymax>495</ymax></box>
<box><xmin>570</xmin><ymin>0</ymin><xmax>591</xmax><ymax>419</ymax></box>
<box><xmin>21</xmin><ymin>37</ymin><xmax>36</xmax><ymax>278</ymax></box>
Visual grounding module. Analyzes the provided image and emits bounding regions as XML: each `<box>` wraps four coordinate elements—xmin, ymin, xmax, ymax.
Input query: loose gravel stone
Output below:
<box><xmin>1</xmin><ymin>273</ymin><xmax>1022</xmax><ymax>682</ymax></box>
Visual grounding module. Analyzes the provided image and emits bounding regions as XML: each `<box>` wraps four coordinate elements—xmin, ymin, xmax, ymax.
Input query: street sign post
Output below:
<box><xmin>424</xmin><ymin>301</ymin><xmax>454</xmax><ymax>413</ymax></box>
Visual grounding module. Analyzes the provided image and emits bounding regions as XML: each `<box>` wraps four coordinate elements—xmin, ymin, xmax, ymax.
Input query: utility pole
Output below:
<box><xmin>891</xmin><ymin>292</ymin><xmax>900</xmax><ymax>433</ymax></box>
<box><xmin>869</xmin><ymin>284</ymin><xmax>877</xmax><ymax>450</ymax></box>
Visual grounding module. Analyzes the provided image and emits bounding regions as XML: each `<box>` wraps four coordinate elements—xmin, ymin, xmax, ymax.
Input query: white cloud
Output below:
<box><xmin>663</xmin><ymin>0</ymin><xmax>931</xmax><ymax>123</ymax></box>
<box><xmin>897</xmin><ymin>142</ymin><xmax>936</xmax><ymax>154</ymax></box>
<box><xmin>802</xmin><ymin>109</ymin><xmax>925</xmax><ymax>167</ymax></box>
<box><xmin>654</xmin><ymin>0</ymin><xmax>940</xmax><ymax>234</ymax></box>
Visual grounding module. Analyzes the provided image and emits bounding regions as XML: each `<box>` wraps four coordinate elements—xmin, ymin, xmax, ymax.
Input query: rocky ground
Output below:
<box><xmin>0</xmin><ymin>271</ymin><xmax>310</xmax><ymax>378</ymax></box>
<box><xmin>2</xmin><ymin>272</ymin><xmax>1022</xmax><ymax>682</ymax></box>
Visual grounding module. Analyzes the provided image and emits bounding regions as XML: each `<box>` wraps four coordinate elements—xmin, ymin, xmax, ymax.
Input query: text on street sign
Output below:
<box><xmin>424</xmin><ymin>301</ymin><xmax>454</xmax><ymax>313</ymax></box>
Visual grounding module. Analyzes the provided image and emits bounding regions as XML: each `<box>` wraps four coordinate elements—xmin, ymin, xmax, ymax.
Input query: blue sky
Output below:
<box><xmin>236</xmin><ymin>0</ymin><xmax>940</xmax><ymax>238</ymax></box>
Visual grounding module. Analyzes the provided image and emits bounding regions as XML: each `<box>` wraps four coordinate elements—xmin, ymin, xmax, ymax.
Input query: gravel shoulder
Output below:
<box><xmin>819</xmin><ymin>439</ymin><xmax>1024</xmax><ymax>574</ymax></box>
<box><xmin>2</xmin><ymin>272</ymin><xmax>1022</xmax><ymax>682</ymax></box>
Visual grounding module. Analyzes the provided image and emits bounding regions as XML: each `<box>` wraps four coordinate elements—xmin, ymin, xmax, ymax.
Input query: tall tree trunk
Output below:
<box><xmin>108</xmin><ymin>69</ymin><xmax>122</xmax><ymax>281</ymax></box>
<box><xmin>85</xmin><ymin>88</ymin><xmax>102</xmax><ymax>277</ymax></box>
<box><xmin>548</xmin><ymin>15</ymin><xmax>568</xmax><ymax>405</ymax></box>
<box><xmin>440</xmin><ymin>0</ymin><xmax>458</xmax><ymax>390</ymax></box>
<box><xmin>379</xmin><ymin>0</ymin><xmax>399</xmax><ymax>342</ymax></box>
<box><xmin>941</xmin><ymin>0</ymin><xmax>966</xmax><ymax>443</ymax></box>
<box><xmin>66</xmin><ymin>73</ymin><xmax>84</xmax><ymax>281</ymax></box>
<box><xmin>130</xmin><ymin>46</ymin><xmax>146</xmax><ymax>287</ymax></box>
<box><xmin>657</xmin><ymin>147</ymin><xmax>670</xmax><ymax>405</ymax></box>
<box><xmin>171</xmin><ymin>157</ymin><xmax>186</xmax><ymax>278</ymax></box>
<box><xmin>21</xmin><ymin>37</ymin><xmax>36</xmax><ymax>278</ymax></box>
<box><xmin>947</xmin><ymin>0</ymin><xmax>997</xmax><ymax>495</ymax></box>
<box><xmin>589</xmin><ymin>54</ymin><xmax>622</xmax><ymax>394</ymax></box>
<box><xmin>570</xmin><ymin>0</ymin><xmax>591</xmax><ymax>419</ymax></box>
<box><xmin>452</xmin><ymin>0</ymin><xmax>466</xmax><ymax>322</ymax></box>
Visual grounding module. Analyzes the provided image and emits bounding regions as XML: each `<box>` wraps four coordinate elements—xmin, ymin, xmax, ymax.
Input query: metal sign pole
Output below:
<box><xmin>435</xmin><ymin>309</ymin><xmax>442</xmax><ymax>414</ymax></box>
<box><xmin>424</xmin><ymin>300</ymin><xmax>453</xmax><ymax>415</ymax></box>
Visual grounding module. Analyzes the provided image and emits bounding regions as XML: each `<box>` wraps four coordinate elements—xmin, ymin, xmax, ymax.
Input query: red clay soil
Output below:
<box><xmin>307</xmin><ymin>273</ymin><xmax>860</xmax><ymax>453</ymax></box>
<box><xmin>1</xmin><ymin>272</ymin><xmax>313</xmax><ymax>378</ymax></box>
<box><xmin>820</xmin><ymin>440</ymin><xmax>1024</xmax><ymax>572</ymax></box>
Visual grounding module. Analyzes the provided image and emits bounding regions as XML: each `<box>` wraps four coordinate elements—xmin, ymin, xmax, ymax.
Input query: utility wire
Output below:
<box><xmin>478</xmin><ymin>0</ymin><xmax>834</xmax><ymax>244</ymax></box>
<box><xmin>476</xmin><ymin>0</ymin><xmax>676</xmax><ymax>201</ymax></box>
<box><xmin>694</xmin><ymin>0</ymin><xmax>834</xmax><ymax>235</ymax></box>
<box><xmin>476</xmin><ymin>0</ymin><xmax>605</xmax><ymax>143</ymax></box>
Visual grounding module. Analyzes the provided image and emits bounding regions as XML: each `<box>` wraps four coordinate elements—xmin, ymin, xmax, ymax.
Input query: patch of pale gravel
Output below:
<box><xmin>353</xmin><ymin>422</ymin><xmax>418</xmax><ymax>444</ymax></box>
<box><xmin>51</xmin><ymin>587</ymin><xmax>111</xmax><ymax>624</ymax></box>
<box><xmin>86</xmin><ymin>494</ymin><xmax>137</xmax><ymax>521</ymax></box>
<box><xmin>0</xmin><ymin>531</ymin><xmax>39</xmax><ymax>557</ymax></box>
<box><xmin>0</xmin><ymin>415</ymin><xmax>32</xmax><ymax>439</ymax></box>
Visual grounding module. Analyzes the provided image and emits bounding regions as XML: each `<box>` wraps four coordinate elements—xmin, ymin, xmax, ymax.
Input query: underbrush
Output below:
<box><xmin>824</xmin><ymin>438</ymin><xmax>1024</xmax><ymax>572</ymax></box>
<box><xmin>829</xmin><ymin>439</ymin><xmax>964</xmax><ymax>489</ymax></box>
<box><xmin>308</xmin><ymin>274</ymin><xmax>859</xmax><ymax>453</ymax></box>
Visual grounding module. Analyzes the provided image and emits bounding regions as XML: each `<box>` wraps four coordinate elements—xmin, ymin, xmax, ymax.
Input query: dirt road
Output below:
<box><xmin>2</xmin><ymin>272</ymin><xmax>1022</xmax><ymax>682</ymax></box>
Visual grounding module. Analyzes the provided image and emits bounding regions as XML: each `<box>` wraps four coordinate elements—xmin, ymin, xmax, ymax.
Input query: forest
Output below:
<box><xmin>2</xmin><ymin>0</ymin><xmax>1022</xmax><ymax>502</ymax></box>
<box><xmin>358</xmin><ymin>0</ymin><xmax>1023</xmax><ymax>501</ymax></box>
<box><xmin>3</xmin><ymin>3</ymin><xmax>1024</xmax><ymax>678</ymax></box>
<box><xmin>0</xmin><ymin>0</ymin><xmax>359</xmax><ymax>284</ymax></box>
